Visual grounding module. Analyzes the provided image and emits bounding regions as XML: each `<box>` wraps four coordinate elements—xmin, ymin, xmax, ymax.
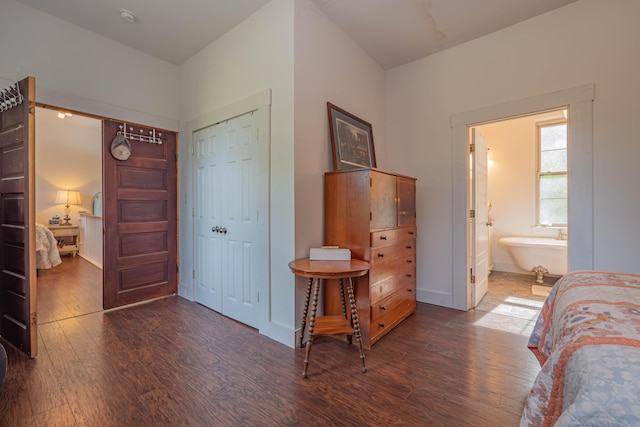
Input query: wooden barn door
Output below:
<box><xmin>103</xmin><ymin>120</ymin><xmax>177</xmax><ymax>309</ymax></box>
<box><xmin>0</xmin><ymin>77</ymin><xmax>37</xmax><ymax>357</ymax></box>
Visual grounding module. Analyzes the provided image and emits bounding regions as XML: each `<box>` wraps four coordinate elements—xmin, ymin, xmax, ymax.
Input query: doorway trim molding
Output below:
<box><xmin>451</xmin><ymin>84</ymin><xmax>595</xmax><ymax>310</ymax></box>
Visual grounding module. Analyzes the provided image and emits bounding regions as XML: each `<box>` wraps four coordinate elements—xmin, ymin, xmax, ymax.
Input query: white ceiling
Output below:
<box><xmin>14</xmin><ymin>0</ymin><xmax>579</xmax><ymax>68</ymax></box>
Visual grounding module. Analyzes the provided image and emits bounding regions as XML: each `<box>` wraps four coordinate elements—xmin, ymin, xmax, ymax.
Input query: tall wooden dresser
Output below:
<box><xmin>324</xmin><ymin>168</ymin><xmax>417</xmax><ymax>348</ymax></box>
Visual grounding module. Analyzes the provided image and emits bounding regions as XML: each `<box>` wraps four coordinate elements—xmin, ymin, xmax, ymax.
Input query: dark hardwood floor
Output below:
<box><xmin>1</xmin><ymin>268</ymin><xmax>542</xmax><ymax>426</ymax></box>
<box><xmin>37</xmin><ymin>255</ymin><xmax>103</xmax><ymax>324</ymax></box>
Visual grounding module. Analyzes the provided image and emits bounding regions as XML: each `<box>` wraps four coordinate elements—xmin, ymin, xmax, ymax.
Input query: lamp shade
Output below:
<box><xmin>55</xmin><ymin>190</ymin><xmax>81</xmax><ymax>205</ymax></box>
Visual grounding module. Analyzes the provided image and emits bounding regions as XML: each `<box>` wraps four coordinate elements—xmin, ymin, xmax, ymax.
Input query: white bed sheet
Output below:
<box><xmin>35</xmin><ymin>223</ymin><xmax>62</xmax><ymax>269</ymax></box>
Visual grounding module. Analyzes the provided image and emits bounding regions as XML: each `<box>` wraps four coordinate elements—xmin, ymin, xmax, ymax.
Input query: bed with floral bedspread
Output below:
<box><xmin>521</xmin><ymin>270</ymin><xmax>640</xmax><ymax>426</ymax></box>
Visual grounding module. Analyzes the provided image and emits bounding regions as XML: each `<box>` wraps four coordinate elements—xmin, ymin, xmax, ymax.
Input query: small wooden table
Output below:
<box><xmin>288</xmin><ymin>258</ymin><xmax>370</xmax><ymax>378</ymax></box>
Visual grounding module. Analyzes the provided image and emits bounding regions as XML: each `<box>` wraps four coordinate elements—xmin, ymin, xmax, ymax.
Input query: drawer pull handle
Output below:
<box><xmin>407</xmin><ymin>288</ymin><xmax>413</xmax><ymax>292</ymax></box>
<box><xmin>408</xmin><ymin>231</ymin><xmax>415</xmax><ymax>235</ymax></box>
<box><xmin>407</xmin><ymin>274</ymin><xmax>413</xmax><ymax>278</ymax></box>
<box><xmin>379</xmin><ymin>323</ymin><xmax>385</xmax><ymax>328</ymax></box>
<box><xmin>406</xmin><ymin>246</ymin><xmax>412</xmax><ymax>249</ymax></box>
<box><xmin>378</xmin><ymin>253</ymin><xmax>384</xmax><ymax>258</ymax></box>
<box><xmin>407</xmin><ymin>259</ymin><xmax>413</xmax><ymax>263</ymax></box>
<box><xmin>380</xmin><ymin>236</ymin><xmax>387</xmax><ymax>240</ymax></box>
<box><xmin>381</xmin><ymin>305</ymin><xmax>387</xmax><ymax>311</ymax></box>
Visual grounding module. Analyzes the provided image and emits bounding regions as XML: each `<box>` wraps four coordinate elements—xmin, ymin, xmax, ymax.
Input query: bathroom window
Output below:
<box><xmin>537</xmin><ymin>120</ymin><xmax>567</xmax><ymax>226</ymax></box>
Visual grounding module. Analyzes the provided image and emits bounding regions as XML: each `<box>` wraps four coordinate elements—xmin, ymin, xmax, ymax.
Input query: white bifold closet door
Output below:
<box><xmin>193</xmin><ymin>111</ymin><xmax>267</xmax><ymax>329</ymax></box>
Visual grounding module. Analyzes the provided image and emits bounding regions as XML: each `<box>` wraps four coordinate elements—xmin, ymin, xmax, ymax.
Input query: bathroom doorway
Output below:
<box><xmin>470</xmin><ymin>109</ymin><xmax>569</xmax><ymax>314</ymax></box>
<box><xmin>451</xmin><ymin>84</ymin><xmax>594</xmax><ymax>311</ymax></box>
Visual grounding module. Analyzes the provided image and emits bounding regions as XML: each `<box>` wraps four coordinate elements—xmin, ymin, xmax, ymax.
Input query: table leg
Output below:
<box><xmin>299</xmin><ymin>278</ymin><xmax>313</xmax><ymax>348</ymax></box>
<box><xmin>340</xmin><ymin>278</ymin><xmax>353</xmax><ymax>345</ymax></box>
<box><xmin>302</xmin><ymin>278</ymin><xmax>320</xmax><ymax>378</ymax></box>
<box><xmin>346</xmin><ymin>277</ymin><xmax>366</xmax><ymax>373</ymax></box>
<box><xmin>339</xmin><ymin>279</ymin><xmax>347</xmax><ymax>318</ymax></box>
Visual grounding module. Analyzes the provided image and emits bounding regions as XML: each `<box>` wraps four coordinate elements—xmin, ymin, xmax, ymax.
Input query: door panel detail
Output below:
<box><xmin>119</xmin><ymin>168</ymin><xmax>167</xmax><ymax>190</ymax></box>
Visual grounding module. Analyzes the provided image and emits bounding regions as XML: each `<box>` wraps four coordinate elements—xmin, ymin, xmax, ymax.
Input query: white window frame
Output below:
<box><xmin>536</xmin><ymin>118</ymin><xmax>568</xmax><ymax>227</ymax></box>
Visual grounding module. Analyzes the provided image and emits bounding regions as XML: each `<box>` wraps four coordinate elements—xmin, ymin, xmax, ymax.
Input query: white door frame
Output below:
<box><xmin>451</xmin><ymin>85</ymin><xmax>595</xmax><ymax>310</ymax></box>
<box><xmin>187</xmin><ymin>89</ymin><xmax>271</xmax><ymax>329</ymax></box>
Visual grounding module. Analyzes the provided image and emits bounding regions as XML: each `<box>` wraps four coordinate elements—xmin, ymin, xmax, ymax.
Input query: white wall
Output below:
<box><xmin>293</xmin><ymin>0</ymin><xmax>386</xmax><ymax>318</ymax></box>
<box><xmin>178</xmin><ymin>0</ymin><xmax>296</xmax><ymax>345</ymax></box>
<box><xmin>386</xmin><ymin>0</ymin><xmax>640</xmax><ymax>308</ymax></box>
<box><xmin>35</xmin><ymin>107</ymin><xmax>102</xmax><ymax>225</ymax></box>
<box><xmin>0</xmin><ymin>0</ymin><xmax>179</xmax><ymax>130</ymax></box>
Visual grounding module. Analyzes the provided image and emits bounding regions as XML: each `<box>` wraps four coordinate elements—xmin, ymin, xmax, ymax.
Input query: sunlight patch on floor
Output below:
<box><xmin>486</xmin><ymin>303</ymin><xmax>540</xmax><ymax>319</ymax></box>
<box><xmin>472</xmin><ymin>314</ymin><xmax>534</xmax><ymax>337</ymax></box>
<box><xmin>503</xmin><ymin>296</ymin><xmax>545</xmax><ymax>308</ymax></box>
<box><xmin>472</xmin><ymin>271</ymin><xmax>547</xmax><ymax>336</ymax></box>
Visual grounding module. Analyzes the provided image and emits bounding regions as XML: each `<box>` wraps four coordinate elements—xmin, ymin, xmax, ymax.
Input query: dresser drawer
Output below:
<box><xmin>370</xmin><ymin>266</ymin><xmax>415</xmax><ymax>305</ymax></box>
<box><xmin>370</xmin><ymin>254</ymin><xmax>415</xmax><ymax>285</ymax></box>
<box><xmin>370</xmin><ymin>240</ymin><xmax>416</xmax><ymax>267</ymax></box>
<box><xmin>370</xmin><ymin>226</ymin><xmax>416</xmax><ymax>249</ymax></box>
<box><xmin>370</xmin><ymin>285</ymin><xmax>416</xmax><ymax>339</ymax></box>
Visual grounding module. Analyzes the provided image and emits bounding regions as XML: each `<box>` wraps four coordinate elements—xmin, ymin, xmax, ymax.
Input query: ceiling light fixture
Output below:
<box><xmin>119</xmin><ymin>9</ymin><xmax>137</xmax><ymax>24</ymax></box>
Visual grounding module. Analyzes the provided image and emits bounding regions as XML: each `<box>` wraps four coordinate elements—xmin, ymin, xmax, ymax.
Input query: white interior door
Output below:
<box><xmin>471</xmin><ymin>129</ymin><xmax>489</xmax><ymax>307</ymax></box>
<box><xmin>194</xmin><ymin>111</ymin><xmax>267</xmax><ymax>328</ymax></box>
<box><xmin>195</xmin><ymin>125</ymin><xmax>223</xmax><ymax>312</ymax></box>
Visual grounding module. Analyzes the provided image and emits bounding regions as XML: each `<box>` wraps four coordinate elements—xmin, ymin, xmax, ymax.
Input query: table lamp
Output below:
<box><xmin>55</xmin><ymin>190</ymin><xmax>81</xmax><ymax>226</ymax></box>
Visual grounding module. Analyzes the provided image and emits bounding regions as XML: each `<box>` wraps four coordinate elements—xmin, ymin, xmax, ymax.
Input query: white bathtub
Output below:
<box><xmin>499</xmin><ymin>236</ymin><xmax>567</xmax><ymax>276</ymax></box>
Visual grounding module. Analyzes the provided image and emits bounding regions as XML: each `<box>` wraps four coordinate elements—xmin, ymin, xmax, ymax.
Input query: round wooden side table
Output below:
<box><xmin>288</xmin><ymin>258</ymin><xmax>370</xmax><ymax>378</ymax></box>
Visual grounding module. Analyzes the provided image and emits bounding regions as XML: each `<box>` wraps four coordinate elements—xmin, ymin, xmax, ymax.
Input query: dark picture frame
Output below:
<box><xmin>327</xmin><ymin>102</ymin><xmax>376</xmax><ymax>170</ymax></box>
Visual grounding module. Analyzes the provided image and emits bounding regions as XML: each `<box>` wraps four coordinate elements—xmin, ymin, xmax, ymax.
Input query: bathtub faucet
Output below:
<box><xmin>558</xmin><ymin>228</ymin><xmax>567</xmax><ymax>240</ymax></box>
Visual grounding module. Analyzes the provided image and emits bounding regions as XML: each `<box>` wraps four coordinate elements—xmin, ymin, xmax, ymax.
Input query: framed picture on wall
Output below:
<box><xmin>327</xmin><ymin>102</ymin><xmax>376</xmax><ymax>170</ymax></box>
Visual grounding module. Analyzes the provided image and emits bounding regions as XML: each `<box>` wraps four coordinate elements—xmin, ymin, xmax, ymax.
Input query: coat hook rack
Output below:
<box><xmin>117</xmin><ymin>123</ymin><xmax>163</xmax><ymax>144</ymax></box>
<box><xmin>0</xmin><ymin>81</ymin><xmax>24</xmax><ymax>113</ymax></box>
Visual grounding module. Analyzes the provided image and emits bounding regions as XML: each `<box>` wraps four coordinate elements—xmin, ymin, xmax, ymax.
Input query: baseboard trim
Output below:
<box><xmin>417</xmin><ymin>289</ymin><xmax>455</xmax><ymax>310</ymax></box>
